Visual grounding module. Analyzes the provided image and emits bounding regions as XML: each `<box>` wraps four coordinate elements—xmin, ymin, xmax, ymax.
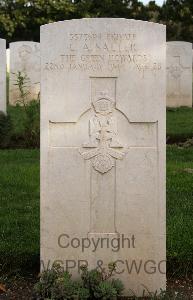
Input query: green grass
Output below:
<box><xmin>0</xmin><ymin>149</ymin><xmax>40</xmax><ymax>277</ymax></box>
<box><xmin>2</xmin><ymin>103</ymin><xmax>40</xmax><ymax>149</ymax></box>
<box><xmin>7</xmin><ymin>105</ymin><xmax>26</xmax><ymax>136</ymax></box>
<box><xmin>167</xmin><ymin>107</ymin><xmax>193</xmax><ymax>143</ymax></box>
<box><xmin>167</xmin><ymin>145</ymin><xmax>193</xmax><ymax>276</ymax></box>
<box><xmin>0</xmin><ymin>146</ymin><xmax>193</xmax><ymax>278</ymax></box>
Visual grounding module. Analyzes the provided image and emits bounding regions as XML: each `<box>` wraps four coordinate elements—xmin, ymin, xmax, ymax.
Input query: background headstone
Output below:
<box><xmin>0</xmin><ymin>39</ymin><xmax>6</xmax><ymax>113</ymax></box>
<box><xmin>41</xmin><ymin>19</ymin><xmax>166</xmax><ymax>296</ymax></box>
<box><xmin>6</xmin><ymin>48</ymin><xmax>10</xmax><ymax>73</ymax></box>
<box><xmin>9</xmin><ymin>41</ymin><xmax>40</xmax><ymax>105</ymax></box>
<box><xmin>166</xmin><ymin>41</ymin><xmax>192</xmax><ymax>107</ymax></box>
<box><xmin>192</xmin><ymin>48</ymin><xmax>193</xmax><ymax>67</ymax></box>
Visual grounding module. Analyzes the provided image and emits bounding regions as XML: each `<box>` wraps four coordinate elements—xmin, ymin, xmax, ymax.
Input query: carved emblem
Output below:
<box><xmin>169</xmin><ymin>63</ymin><xmax>182</xmax><ymax>79</ymax></box>
<box><xmin>79</xmin><ymin>92</ymin><xmax>126</xmax><ymax>174</ymax></box>
<box><xmin>18</xmin><ymin>45</ymin><xmax>32</xmax><ymax>62</ymax></box>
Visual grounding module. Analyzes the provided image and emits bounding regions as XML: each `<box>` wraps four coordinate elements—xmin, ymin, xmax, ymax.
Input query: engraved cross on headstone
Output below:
<box><xmin>49</xmin><ymin>77</ymin><xmax>157</xmax><ymax>235</ymax></box>
<box><xmin>167</xmin><ymin>55</ymin><xmax>191</xmax><ymax>94</ymax></box>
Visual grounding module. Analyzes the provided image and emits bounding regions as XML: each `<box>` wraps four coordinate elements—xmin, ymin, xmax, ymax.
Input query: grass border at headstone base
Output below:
<box><xmin>0</xmin><ymin>149</ymin><xmax>40</xmax><ymax>278</ymax></box>
<box><xmin>0</xmin><ymin>146</ymin><xmax>193</xmax><ymax>281</ymax></box>
<box><xmin>0</xmin><ymin>102</ymin><xmax>40</xmax><ymax>149</ymax></box>
<box><xmin>6</xmin><ymin>105</ymin><xmax>27</xmax><ymax>147</ymax></box>
<box><xmin>167</xmin><ymin>145</ymin><xmax>193</xmax><ymax>277</ymax></box>
<box><xmin>166</xmin><ymin>107</ymin><xmax>193</xmax><ymax>143</ymax></box>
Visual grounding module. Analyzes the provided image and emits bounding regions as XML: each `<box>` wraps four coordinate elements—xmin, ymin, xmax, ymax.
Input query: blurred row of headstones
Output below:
<box><xmin>0</xmin><ymin>39</ymin><xmax>192</xmax><ymax>113</ymax></box>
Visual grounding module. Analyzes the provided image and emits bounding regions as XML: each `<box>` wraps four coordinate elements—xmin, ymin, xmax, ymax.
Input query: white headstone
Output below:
<box><xmin>41</xmin><ymin>19</ymin><xmax>166</xmax><ymax>296</ymax></box>
<box><xmin>167</xmin><ymin>41</ymin><xmax>192</xmax><ymax>107</ymax></box>
<box><xmin>6</xmin><ymin>48</ymin><xmax>10</xmax><ymax>73</ymax></box>
<box><xmin>192</xmin><ymin>48</ymin><xmax>193</xmax><ymax>67</ymax></box>
<box><xmin>0</xmin><ymin>39</ymin><xmax>6</xmax><ymax>113</ymax></box>
<box><xmin>9</xmin><ymin>41</ymin><xmax>40</xmax><ymax>105</ymax></box>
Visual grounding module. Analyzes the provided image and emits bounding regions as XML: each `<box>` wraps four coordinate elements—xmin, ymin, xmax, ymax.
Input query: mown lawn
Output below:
<box><xmin>167</xmin><ymin>107</ymin><xmax>193</xmax><ymax>143</ymax></box>
<box><xmin>167</xmin><ymin>146</ymin><xmax>193</xmax><ymax>276</ymax></box>
<box><xmin>0</xmin><ymin>149</ymin><xmax>40</xmax><ymax>277</ymax></box>
<box><xmin>0</xmin><ymin>145</ymin><xmax>193</xmax><ymax>278</ymax></box>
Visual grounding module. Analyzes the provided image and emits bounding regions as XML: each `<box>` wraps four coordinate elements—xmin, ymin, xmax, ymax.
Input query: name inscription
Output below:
<box><xmin>44</xmin><ymin>32</ymin><xmax>162</xmax><ymax>76</ymax></box>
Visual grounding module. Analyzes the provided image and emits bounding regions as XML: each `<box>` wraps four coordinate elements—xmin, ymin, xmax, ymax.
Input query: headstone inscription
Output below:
<box><xmin>9</xmin><ymin>41</ymin><xmax>40</xmax><ymax>105</ymax></box>
<box><xmin>0</xmin><ymin>39</ymin><xmax>6</xmax><ymax>113</ymax></box>
<box><xmin>167</xmin><ymin>41</ymin><xmax>192</xmax><ymax>107</ymax></box>
<box><xmin>41</xmin><ymin>19</ymin><xmax>166</xmax><ymax>296</ymax></box>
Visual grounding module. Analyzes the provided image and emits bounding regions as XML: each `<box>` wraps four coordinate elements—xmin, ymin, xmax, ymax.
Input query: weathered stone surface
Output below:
<box><xmin>6</xmin><ymin>48</ymin><xmax>10</xmax><ymax>73</ymax></box>
<box><xmin>167</xmin><ymin>41</ymin><xmax>192</xmax><ymax>107</ymax></box>
<box><xmin>41</xmin><ymin>19</ymin><xmax>166</xmax><ymax>296</ymax></box>
<box><xmin>9</xmin><ymin>41</ymin><xmax>40</xmax><ymax>105</ymax></box>
<box><xmin>0</xmin><ymin>39</ymin><xmax>6</xmax><ymax>113</ymax></box>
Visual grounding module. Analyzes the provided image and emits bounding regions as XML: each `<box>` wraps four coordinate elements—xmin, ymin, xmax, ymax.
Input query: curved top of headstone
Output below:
<box><xmin>0</xmin><ymin>38</ymin><xmax>6</xmax><ymax>45</ymax></box>
<box><xmin>167</xmin><ymin>41</ymin><xmax>192</xmax><ymax>56</ymax></box>
<box><xmin>167</xmin><ymin>41</ymin><xmax>192</xmax><ymax>46</ymax></box>
<box><xmin>41</xmin><ymin>18</ymin><xmax>165</xmax><ymax>30</ymax></box>
<box><xmin>10</xmin><ymin>41</ymin><xmax>39</xmax><ymax>45</ymax></box>
<box><xmin>9</xmin><ymin>41</ymin><xmax>40</xmax><ymax>49</ymax></box>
